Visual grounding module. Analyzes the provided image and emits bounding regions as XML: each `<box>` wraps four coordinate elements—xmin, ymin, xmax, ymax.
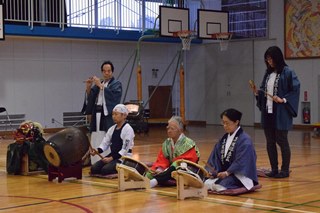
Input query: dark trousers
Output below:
<box><xmin>153</xmin><ymin>166</ymin><xmax>176</xmax><ymax>184</ymax></box>
<box><xmin>264</xmin><ymin>114</ymin><xmax>291</xmax><ymax>172</ymax></box>
<box><xmin>90</xmin><ymin>159</ymin><xmax>120</xmax><ymax>175</ymax></box>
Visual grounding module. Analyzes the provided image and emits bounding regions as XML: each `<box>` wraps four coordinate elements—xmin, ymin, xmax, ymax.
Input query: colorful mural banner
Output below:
<box><xmin>285</xmin><ymin>0</ymin><xmax>320</xmax><ymax>59</ymax></box>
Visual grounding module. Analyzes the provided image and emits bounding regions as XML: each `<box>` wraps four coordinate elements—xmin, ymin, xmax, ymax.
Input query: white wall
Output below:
<box><xmin>185</xmin><ymin>44</ymin><xmax>207</xmax><ymax>121</ymax></box>
<box><xmin>0</xmin><ymin>37</ymin><xmax>181</xmax><ymax>128</ymax></box>
<box><xmin>204</xmin><ymin>40</ymin><xmax>255</xmax><ymax>126</ymax></box>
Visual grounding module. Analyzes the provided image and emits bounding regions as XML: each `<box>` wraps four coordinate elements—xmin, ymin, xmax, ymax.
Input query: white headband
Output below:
<box><xmin>113</xmin><ymin>104</ymin><xmax>129</xmax><ymax>115</ymax></box>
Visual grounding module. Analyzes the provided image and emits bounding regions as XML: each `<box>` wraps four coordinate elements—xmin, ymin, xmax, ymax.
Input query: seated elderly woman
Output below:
<box><xmin>146</xmin><ymin>116</ymin><xmax>200</xmax><ymax>188</ymax></box>
<box><xmin>204</xmin><ymin>108</ymin><xmax>261</xmax><ymax>195</ymax></box>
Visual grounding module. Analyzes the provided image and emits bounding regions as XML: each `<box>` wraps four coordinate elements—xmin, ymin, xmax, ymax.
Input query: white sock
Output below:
<box><xmin>204</xmin><ymin>178</ymin><xmax>216</xmax><ymax>191</ymax></box>
<box><xmin>150</xmin><ymin>179</ymin><xmax>158</xmax><ymax>188</ymax></box>
<box><xmin>204</xmin><ymin>178</ymin><xmax>227</xmax><ymax>192</ymax></box>
<box><xmin>212</xmin><ymin>183</ymin><xmax>227</xmax><ymax>192</ymax></box>
<box><xmin>205</xmin><ymin>178</ymin><xmax>222</xmax><ymax>190</ymax></box>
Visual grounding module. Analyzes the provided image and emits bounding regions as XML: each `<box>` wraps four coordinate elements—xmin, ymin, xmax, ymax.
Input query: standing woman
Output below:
<box><xmin>252</xmin><ymin>46</ymin><xmax>300</xmax><ymax>178</ymax></box>
<box><xmin>84</xmin><ymin>61</ymin><xmax>122</xmax><ymax>164</ymax></box>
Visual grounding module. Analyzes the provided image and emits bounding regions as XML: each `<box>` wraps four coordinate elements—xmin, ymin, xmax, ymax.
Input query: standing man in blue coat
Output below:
<box><xmin>84</xmin><ymin>61</ymin><xmax>122</xmax><ymax>164</ymax></box>
<box><xmin>251</xmin><ymin>46</ymin><xmax>300</xmax><ymax>178</ymax></box>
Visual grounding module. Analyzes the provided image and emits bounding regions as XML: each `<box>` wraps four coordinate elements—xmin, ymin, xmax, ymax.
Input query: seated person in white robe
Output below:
<box><xmin>90</xmin><ymin>104</ymin><xmax>135</xmax><ymax>176</ymax></box>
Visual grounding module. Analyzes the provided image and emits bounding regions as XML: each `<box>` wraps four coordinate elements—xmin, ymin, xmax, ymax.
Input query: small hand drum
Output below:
<box><xmin>173</xmin><ymin>159</ymin><xmax>209</xmax><ymax>188</ymax></box>
<box><xmin>176</xmin><ymin>159</ymin><xmax>209</xmax><ymax>182</ymax></box>
<box><xmin>172</xmin><ymin>160</ymin><xmax>209</xmax><ymax>199</ymax></box>
<box><xmin>117</xmin><ymin>156</ymin><xmax>150</xmax><ymax>181</ymax></box>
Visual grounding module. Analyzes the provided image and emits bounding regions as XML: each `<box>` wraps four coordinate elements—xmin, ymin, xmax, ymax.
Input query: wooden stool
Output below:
<box><xmin>20</xmin><ymin>153</ymin><xmax>45</xmax><ymax>176</ymax></box>
<box><xmin>171</xmin><ymin>160</ymin><xmax>209</xmax><ymax>200</ymax></box>
<box><xmin>116</xmin><ymin>156</ymin><xmax>150</xmax><ymax>191</ymax></box>
<box><xmin>48</xmin><ymin>161</ymin><xmax>82</xmax><ymax>183</ymax></box>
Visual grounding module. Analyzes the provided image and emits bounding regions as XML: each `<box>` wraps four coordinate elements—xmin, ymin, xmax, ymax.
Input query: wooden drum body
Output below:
<box><xmin>172</xmin><ymin>160</ymin><xmax>209</xmax><ymax>200</ymax></box>
<box><xmin>176</xmin><ymin>160</ymin><xmax>209</xmax><ymax>182</ymax></box>
<box><xmin>117</xmin><ymin>156</ymin><xmax>149</xmax><ymax>181</ymax></box>
<box><xmin>116</xmin><ymin>156</ymin><xmax>150</xmax><ymax>190</ymax></box>
<box><xmin>44</xmin><ymin>127</ymin><xmax>89</xmax><ymax>167</ymax></box>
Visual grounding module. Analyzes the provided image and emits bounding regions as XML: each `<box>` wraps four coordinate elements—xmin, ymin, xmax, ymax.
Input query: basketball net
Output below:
<box><xmin>173</xmin><ymin>30</ymin><xmax>195</xmax><ymax>51</ymax></box>
<box><xmin>212</xmin><ymin>32</ymin><xmax>233</xmax><ymax>51</ymax></box>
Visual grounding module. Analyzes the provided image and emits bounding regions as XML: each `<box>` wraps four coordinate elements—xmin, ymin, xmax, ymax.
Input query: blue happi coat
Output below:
<box><xmin>256</xmin><ymin>66</ymin><xmax>300</xmax><ymax>130</ymax></box>
<box><xmin>206</xmin><ymin>128</ymin><xmax>259</xmax><ymax>189</ymax></box>
<box><xmin>85</xmin><ymin>77</ymin><xmax>122</xmax><ymax>132</ymax></box>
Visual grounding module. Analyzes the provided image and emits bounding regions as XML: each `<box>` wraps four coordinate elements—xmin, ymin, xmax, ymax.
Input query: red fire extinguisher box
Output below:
<box><xmin>301</xmin><ymin>101</ymin><xmax>311</xmax><ymax>124</ymax></box>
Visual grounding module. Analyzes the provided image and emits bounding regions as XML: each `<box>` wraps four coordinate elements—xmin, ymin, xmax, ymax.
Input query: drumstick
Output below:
<box><xmin>88</xmin><ymin>142</ymin><xmax>104</xmax><ymax>159</ymax></box>
<box><xmin>248</xmin><ymin>80</ymin><xmax>257</xmax><ymax>92</ymax></box>
<box><xmin>82</xmin><ymin>149</ymin><xmax>91</xmax><ymax>161</ymax></box>
<box><xmin>249</xmin><ymin>80</ymin><xmax>273</xmax><ymax>98</ymax></box>
<box><xmin>202</xmin><ymin>161</ymin><xmax>216</xmax><ymax>174</ymax></box>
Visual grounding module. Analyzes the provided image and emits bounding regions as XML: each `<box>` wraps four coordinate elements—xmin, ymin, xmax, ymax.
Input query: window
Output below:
<box><xmin>4</xmin><ymin>0</ymin><xmax>66</xmax><ymax>26</ymax></box>
<box><xmin>222</xmin><ymin>0</ymin><xmax>268</xmax><ymax>39</ymax></box>
<box><xmin>3</xmin><ymin>0</ymin><xmax>267</xmax><ymax>39</ymax></box>
<box><xmin>66</xmin><ymin>0</ymin><xmax>163</xmax><ymax>31</ymax></box>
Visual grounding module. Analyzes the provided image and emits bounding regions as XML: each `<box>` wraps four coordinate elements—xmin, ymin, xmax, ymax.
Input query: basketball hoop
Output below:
<box><xmin>173</xmin><ymin>30</ymin><xmax>195</xmax><ymax>51</ymax></box>
<box><xmin>211</xmin><ymin>32</ymin><xmax>233</xmax><ymax>51</ymax></box>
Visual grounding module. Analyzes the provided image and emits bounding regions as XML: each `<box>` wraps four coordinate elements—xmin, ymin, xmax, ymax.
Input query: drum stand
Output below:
<box><xmin>172</xmin><ymin>170</ymin><xmax>208</xmax><ymax>200</ymax></box>
<box><xmin>116</xmin><ymin>164</ymin><xmax>150</xmax><ymax>191</ymax></box>
<box><xmin>48</xmin><ymin>161</ymin><xmax>82</xmax><ymax>183</ymax></box>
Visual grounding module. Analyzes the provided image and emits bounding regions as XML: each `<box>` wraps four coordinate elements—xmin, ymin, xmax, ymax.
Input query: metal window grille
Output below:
<box><xmin>3</xmin><ymin>0</ymin><xmax>267</xmax><ymax>39</ymax></box>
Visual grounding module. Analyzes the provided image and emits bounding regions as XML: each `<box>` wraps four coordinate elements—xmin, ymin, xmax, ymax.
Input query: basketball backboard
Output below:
<box><xmin>197</xmin><ymin>9</ymin><xmax>229</xmax><ymax>39</ymax></box>
<box><xmin>159</xmin><ymin>6</ymin><xmax>190</xmax><ymax>37</ymax></box>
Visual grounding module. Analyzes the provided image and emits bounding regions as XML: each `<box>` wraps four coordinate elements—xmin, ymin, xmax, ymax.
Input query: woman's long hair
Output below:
<box><xmin>264</xmin><ymin>46</ymin><xmax>287</xmax><ymax>74</ymax></box>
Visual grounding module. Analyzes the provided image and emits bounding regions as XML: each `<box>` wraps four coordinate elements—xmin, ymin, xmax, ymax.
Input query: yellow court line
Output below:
<box><xmin>76</xmin><ymin>179</ymin><xmax>118</xmax><ymax>189</ymax></box>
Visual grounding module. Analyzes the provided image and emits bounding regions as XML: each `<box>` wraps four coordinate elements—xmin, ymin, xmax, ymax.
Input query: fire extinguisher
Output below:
<box><xmin>303</xmin><ymin>106</ymin><xmax>310</xmax><ymax>124</ymax></box>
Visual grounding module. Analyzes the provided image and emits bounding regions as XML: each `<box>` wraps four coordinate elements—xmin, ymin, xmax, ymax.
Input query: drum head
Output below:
<box><xmin>187</xmin><ymin>164</ymin><xmax>205</xmax><ymax>181</ymax></box>
<box><xmin>122</xmin><ymin>158</ymin><xmax>146</xmax><ymax>176</ymax></box>
<box><xmin>44</xmin><ymin>144</ymin><xmax>61</xmax><ymax>167</ymax></box>
<box><xmin>44</xmin><ymin>127</ymin><xmax>90</xmax><ymax>167</ymax></box>
<box><xmin>177</xmin><ymin>160</ymin><xmax>207</xmax><ymax>181</ymax></box>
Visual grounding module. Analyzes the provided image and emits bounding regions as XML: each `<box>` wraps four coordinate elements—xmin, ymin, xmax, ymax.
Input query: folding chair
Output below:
<box><xmin>0</xmin><ymin>107</ymin><xmax>12</xmax><ymax>130</ymax></box>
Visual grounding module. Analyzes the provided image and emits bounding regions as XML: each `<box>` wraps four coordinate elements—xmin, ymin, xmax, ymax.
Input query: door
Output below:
<box><xmin>148</xmin><ymin>85</ymin><xmax>172</xmax><ymax>119</ymax></box>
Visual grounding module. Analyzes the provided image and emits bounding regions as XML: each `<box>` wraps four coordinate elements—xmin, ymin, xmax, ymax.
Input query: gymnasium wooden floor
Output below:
<box><xmin>0</xmin><ymin>125</ymin><xmax>320</xmax><ymax>213</ymax></box>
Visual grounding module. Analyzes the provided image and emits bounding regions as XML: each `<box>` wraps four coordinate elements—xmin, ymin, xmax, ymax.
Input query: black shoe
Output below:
<box><xmin>274</xmin><ymin>171</ymin><xmax>289</xmax><ymax>178</ymax></box>
<box><xmin>266</xmin><ymin>170</ymin><xmax>278</xmax><ymax>177</ymax></box>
